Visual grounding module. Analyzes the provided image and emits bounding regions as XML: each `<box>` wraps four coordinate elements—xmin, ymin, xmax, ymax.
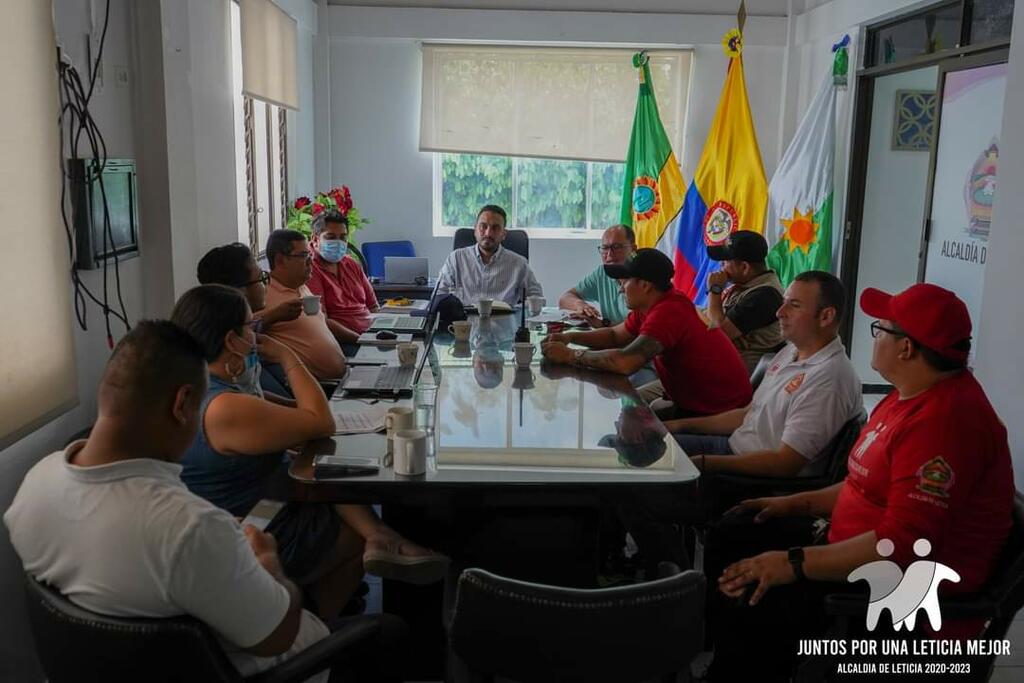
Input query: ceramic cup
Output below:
<box><xmin>393</xmin><ymin>429</ymin><xmax>427</xmax><ymax>476</ymax></box>
<box><xmin>385</xmin><ymin>406</ymin><xmax>415</xmax><ymax>454</ymax></box>
<box><xmin>300</xmin><ymin>295</ymin><xmax>321</xmax><ymax>315</ymax></box>
<box><xmin>448</xmin><ymin>320</ymin><xmax>472</xmax><ymax>341</ymax></box>
<box><xmin>397</xmin><ymin>342</ymin><xmax>419</xmax><ymax>368</ymax></box>
<box><xmin>513</xmin><ymin>342</ymin><xmax>535</xmax><ymax>368</ymax></box>
<box><xmin>477</xmin><ymin>298</ymin><xmax>494</xmax><ymax>317</ymax></box>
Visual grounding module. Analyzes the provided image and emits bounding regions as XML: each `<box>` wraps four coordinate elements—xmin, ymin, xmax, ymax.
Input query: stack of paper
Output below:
<box><xmin>333</xmin><ymin>405</ymin><xmax>388</xmax><ymax>434</ymax></box>
<box><xmin>379</xmin><ymin>298</ymin><xmax>429</xmax><ymax>314</ymax></box>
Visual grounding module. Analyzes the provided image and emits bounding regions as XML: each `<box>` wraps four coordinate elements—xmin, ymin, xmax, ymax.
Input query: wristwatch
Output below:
<box><xmin>787</xmin><ymin>547</ymin><xmax>807</xmax><ymax>582</ymax></box>
<box><xmin>709</xmin><ymin>283</ymin><xmax>725</xmax><ymax>295</ymax></box>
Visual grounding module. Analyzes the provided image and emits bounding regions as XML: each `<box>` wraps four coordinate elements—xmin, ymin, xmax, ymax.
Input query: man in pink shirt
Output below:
<box><xmin>263</xmin><ymin>229</ymin><xmax>348</xmax><ymax>379</ymax></box>
<box><xmin>306</xmin><ymin>210</ymin><xmax>380</xmax><ymax>343</ymax></box>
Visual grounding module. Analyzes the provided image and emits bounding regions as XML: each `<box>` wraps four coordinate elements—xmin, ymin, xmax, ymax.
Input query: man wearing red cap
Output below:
<box><xmin>700</xmin><ymin>283</ymin><xmax>1014</xmax><ymax>681</ymax></box>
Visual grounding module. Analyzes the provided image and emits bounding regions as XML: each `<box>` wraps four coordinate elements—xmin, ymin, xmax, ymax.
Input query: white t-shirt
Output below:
<box><xmin>3</xmin><ymin>443</ymin><xmax>328</xmax><ymax>680</ymax></box>
<box><xmin>728</xmin><ymin>337</ymin><xmax>863</xmax><ymax>475</ymax></box>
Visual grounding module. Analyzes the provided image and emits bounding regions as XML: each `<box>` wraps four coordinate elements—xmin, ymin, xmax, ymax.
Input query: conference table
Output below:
<box><xmin>288</xmin><ymin>312</ymin><xmax>699</xmax><ymax>676</ymax></box>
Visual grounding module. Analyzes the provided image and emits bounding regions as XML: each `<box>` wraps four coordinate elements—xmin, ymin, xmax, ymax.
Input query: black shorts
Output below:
<box><xmin>266</xmin><ymin>502</ymin><xmax>343</xmax><ymax>581</ymax></box>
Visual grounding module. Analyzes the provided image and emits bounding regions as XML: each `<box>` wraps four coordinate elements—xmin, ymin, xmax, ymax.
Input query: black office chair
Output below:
<box><xmin>23</xmin><ymin>575</ymin><xmax>384</xmax><ymax>683</ymax></box>
<box><xmin>453</xmin><ymin>228</ymin><xmax>530</xmax><ymax>261</ymax></box>
<box><xmin>796</xmin><ymin>491</ymin><xmax>1024</xmax><ymax>682</ymax></box>
<box><xmin>446</xmin><ymin>564</ymin><xmax>705</xmax><ymax>683</ymax></box>
<box><xmin>748</xmin><ymin>352</ymin><xmax>775</xmax><ymax>392</ymax></box>
<box><xmin>698</xmin><ymin>411</ymin><xmax>867</xmax><ymax>520</ymax></box>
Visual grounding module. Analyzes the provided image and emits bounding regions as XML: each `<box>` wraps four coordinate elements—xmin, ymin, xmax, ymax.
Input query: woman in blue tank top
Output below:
<box><xmin>172</xmin><ymin>283</ymin><xmax>448</xmax><ymax>618</ymax></box>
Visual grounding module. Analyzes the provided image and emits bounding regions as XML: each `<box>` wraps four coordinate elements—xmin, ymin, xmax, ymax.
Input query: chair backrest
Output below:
<box><xmin>748</xmin><ymin>352</ymin><xmax>775</xmax><ymax>391</ymax></box>
<box><xmin>448</xmin><ymin>567</ymin><xmax>705</xmax><ymax>683</ymax></box>
<box><xmin>360</xmin><ymin>240</ymin><xmax>416</xmax><ymax>279</ymax></box>
<box><xmin>981</xmin><ymin>492</ymin><xmax>1024</xmax><ymax>637</ymax></box>
<box><xmin>23</xmin><ymin>575</ymin><xmax>241</xmax><ymax>682</ymax></box>
<box><xmin>453</xmin><ymin>228</ymin><xmax>530</xmax><ymax>261</ymax></box>
<box><xmin>822</xmin><ymin>411</ymin><xmax>868</xmax><ymax>484</ymax></box>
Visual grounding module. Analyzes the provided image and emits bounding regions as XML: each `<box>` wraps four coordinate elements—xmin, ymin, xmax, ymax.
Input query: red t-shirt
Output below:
<box><xmin>306</xmin><ymin>255</ymin><xmax>379</xmax><ymax>334</ymax></box>
<box><xmin>830</xmin><ymin>372</ymin><xmax>1014</xmax><ymax>603</ymax></box>
<box><xmin>624</xmin><ymin>288</ymin><xmax>752</xmax><ymax>416</ymax></box>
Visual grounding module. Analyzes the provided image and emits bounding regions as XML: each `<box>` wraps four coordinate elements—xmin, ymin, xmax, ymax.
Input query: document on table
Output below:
<box><xmin>333</xmin><ymin>405</ymin><xmax>388</xmax><ymax>434</ymax></box>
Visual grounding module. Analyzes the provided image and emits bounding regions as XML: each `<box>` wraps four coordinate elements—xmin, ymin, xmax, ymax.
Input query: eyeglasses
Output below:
<box><xmin>283</xmin><ymin>251</ymin><xmax>312</xmax><ymax>261</ymax></box>
<box><xmin>597</xmin><ymin>243</ymin><xmax>630</xmax><ymax>254</ymax></box>
<box><xmin>870</xmin><ymin>321</ymin><xmax>907</xmax><ymax>339</ymax></box>
<box><xmin>243</xmin><ymin>272</ymin><xmax>270</xmax><ymax>287</ymax></box>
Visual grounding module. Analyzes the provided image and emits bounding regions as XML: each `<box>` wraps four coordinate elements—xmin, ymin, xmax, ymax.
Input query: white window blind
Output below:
<box><xmin>240</xmin><ymin>0</ymin><xmax>299</xmax><ymax>110</ymax></box>
<box><xmin>1</xmin><ymin>0</ymin><xmax>78</xmax><ymax>449</ymax></box>
<box><xmin>420</xmin><ymin>45</ymin><xmax>691</xmax><ymax>163</ymax></box>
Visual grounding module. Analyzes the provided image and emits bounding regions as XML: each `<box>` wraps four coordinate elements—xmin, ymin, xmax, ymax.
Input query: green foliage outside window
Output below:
<box><xmin>441</xmin><ymin>153</ymin><xmax>625</xmax><ymax>231</ymax></box>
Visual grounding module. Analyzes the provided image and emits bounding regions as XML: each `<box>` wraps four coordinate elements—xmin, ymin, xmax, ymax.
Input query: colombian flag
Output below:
<box><xmin>675</xmin><ymin>30</ymin><xmax>768</xmax><ymax>306</ymax></box>
<box><xmin>620</xmin><ymin>53</ymin><xmax>687</xmax><ymax>257</ymax></box>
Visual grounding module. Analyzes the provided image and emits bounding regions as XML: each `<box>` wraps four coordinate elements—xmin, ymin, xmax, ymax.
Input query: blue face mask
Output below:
<box><xmin>318</xmin><ymin>239</ymin><xmax>348</xmax><ymax>263</ymax></box>
<box><xmin>228</xmin><ymin>334</ymin><xmax>263</xmax><ymax>398</ymax></box>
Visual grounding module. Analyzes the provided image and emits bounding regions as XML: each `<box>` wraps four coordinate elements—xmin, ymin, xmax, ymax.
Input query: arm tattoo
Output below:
<box><xmin>578</xmin><ymin>335</ymin><xmax>663</xmax><ymax>372</ymax></box>
<box><xmin>620</xmin><ymin>335</ymin><xmax>664</xmax><ymax>362</ymax></box>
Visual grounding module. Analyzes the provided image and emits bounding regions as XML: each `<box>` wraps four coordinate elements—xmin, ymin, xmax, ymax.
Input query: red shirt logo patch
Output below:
<box><xmin>784</xmin><ymin>373</ymin><xmax>805</xmax><ymax>394</ymax></box>
<box><xmin>916</xmin><ymin>456</ymin><xmax>956</xmax><ymax>498</ymax></box>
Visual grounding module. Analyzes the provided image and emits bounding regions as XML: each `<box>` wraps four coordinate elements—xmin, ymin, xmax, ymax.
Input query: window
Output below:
<box><xmin>423</xmin><ymin>45</ymin><xmax>690</xmax><ymax>237</ymax></box>
<box><xmin>231</xmin><ymin>0</ymin><xmax>291</xmax><ymax>254</ymax></box>
<box><xmin>435</xmin><ymin>153</ymin><xmax>625</xmax><ymax>235</ymax></box>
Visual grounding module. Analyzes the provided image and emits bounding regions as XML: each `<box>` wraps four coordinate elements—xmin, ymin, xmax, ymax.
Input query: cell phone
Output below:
<box><xmin>241</xmin><ymin>499</ymin><xmax>285</xmax><ymax>531</ymax></box>
<box><xmin>314</xmin><ymin>454</ymin><xmax>381</xmax><ymax>479</ymax></box>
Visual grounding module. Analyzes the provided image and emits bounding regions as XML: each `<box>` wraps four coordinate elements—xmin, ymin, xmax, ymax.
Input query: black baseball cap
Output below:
<box><xmin>706</xmin><ymin>230</ymin><xmax>768</xmax><ymax>263</ymax></box>
<box><xmin>604</xmin><ymin>248</ymin><xmax>674</xmax><ymax>289</ymax></box>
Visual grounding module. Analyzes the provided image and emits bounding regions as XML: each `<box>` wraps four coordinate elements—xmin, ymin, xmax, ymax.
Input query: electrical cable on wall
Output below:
<box><xmin>56</xmin><ymin>0</ymin><xmax>130</xmax><ymax>349</ymax></box>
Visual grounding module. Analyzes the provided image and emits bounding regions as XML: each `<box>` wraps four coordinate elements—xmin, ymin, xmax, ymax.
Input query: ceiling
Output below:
<box><xmin>325</xmin><ymin>0</ymin><xmax>795</xmax><ymax>17</ymax></box>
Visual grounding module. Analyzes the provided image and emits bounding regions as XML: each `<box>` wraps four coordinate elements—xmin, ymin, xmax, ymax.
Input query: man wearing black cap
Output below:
<box><xmin>541</xmin><ymin>248</ymin><xmax>751</xmax><ymax>418</ymax></box>
<box><xmin>705</xmin><ymin>230</ymin><xmax>785</xmax><ymax>372</ymax></box>
<box><xmin>700</xmin><ymin>283</ymin><xmax>1014</xmax><ymax>681</ymax></box>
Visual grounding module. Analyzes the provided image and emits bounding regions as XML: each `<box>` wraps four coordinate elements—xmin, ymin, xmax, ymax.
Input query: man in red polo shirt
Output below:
<box><xmin>306</xmin><ymin>210</ymin><xmax>379</xmax><ymax>345</ymax></box>
<box><xmin>541</xmin><ymin>248</ymin><xmax>751</xmax><ymax>417</ymax></box>
<box><xmin>702</xmin><ymin>283</ymin><xmax>1014</xmax><ymax>681</ymax></box>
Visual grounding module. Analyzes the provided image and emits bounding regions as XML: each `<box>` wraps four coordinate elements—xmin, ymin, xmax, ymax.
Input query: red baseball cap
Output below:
<box><xmin>860</xmin><ymin>283</ymin><xmax>972</xmax><ymax>361</ymax></box>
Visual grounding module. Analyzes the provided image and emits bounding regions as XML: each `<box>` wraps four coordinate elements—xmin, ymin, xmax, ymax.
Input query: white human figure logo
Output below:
<box><xmin>846</xmin><ymin>539</ymin><xmax>904</xmax><ymax>630</ymax></box>
<box><xmin>847</xmin><ymin>538</ymin><xmax>960</xmax><ymax>632</ymax></box>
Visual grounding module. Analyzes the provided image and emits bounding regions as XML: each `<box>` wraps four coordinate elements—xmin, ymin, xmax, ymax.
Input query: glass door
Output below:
<box><xmin>846</xmin><ymin>66</ymin><xmax>939</xmax><ymax>385</ymax></box>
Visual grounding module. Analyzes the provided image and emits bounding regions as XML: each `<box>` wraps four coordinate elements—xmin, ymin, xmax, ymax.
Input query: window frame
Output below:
<box><xmin>432</xmin><ymin>153</ymin><xmax>626</xmax><ymax>240</ymax></box>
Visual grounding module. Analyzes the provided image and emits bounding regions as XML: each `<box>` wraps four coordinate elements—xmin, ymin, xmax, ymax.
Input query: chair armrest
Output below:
<box><xmin>711</xmin><ymin>473</ymin><xmax>830</xmax><ymax>495</ymax></box>
<box><xmin>247</xmin><ymin>617</ymin><xmax>379</xmax><ymax>683</ymax></box>
<box><xmin>824</xmin><ymin>592</ymin><xmax>999</xmax><ymax>620</ymax></box>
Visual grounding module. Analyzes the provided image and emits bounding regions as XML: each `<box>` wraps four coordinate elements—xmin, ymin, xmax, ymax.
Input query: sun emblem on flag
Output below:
<box><xmin>779</xmin><ymin>207</ymin><xmax>820</xmax><ymax>254</ymax></box>
<box><xmin>703</xmin><ymin>200</ymin><xmax>738</xmax><ymax>246</ymax></box>
<box><xmin>632</xmin><ymin>176</ymin><xmax>661</xmax><ymax>220</ymax></box>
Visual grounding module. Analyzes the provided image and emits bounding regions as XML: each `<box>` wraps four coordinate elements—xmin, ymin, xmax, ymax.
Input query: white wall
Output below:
<box><xmin>977</xmin><ymin>1</ymin><xmax>1024</xmax><ymax>491</ymax></box>
<box><xmin>326</xmin><ymin>5</ymin><xmax>787</xmax><ymax>299</ymax></box>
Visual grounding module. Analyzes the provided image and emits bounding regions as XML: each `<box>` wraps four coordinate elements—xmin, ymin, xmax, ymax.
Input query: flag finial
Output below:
<box><xmin>737</xmin><ymin>0</ymin><xmax>747</xmax><ymax>33</ymax></box>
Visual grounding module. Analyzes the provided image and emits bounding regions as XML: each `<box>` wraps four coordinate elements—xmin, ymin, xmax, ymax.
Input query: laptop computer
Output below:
<box><xmin>341</xmin><ymin>321</ymin><xmax>435</xmax><ymax>397</ymax></box>
<box><xmin>384</xmin><ymin>256</ymin><xmax>429</xmax><ymax>284</ymax></box>
<box><xmin>367</xmin><ymin>313</ymin><xmax>427</xmax><ymax>334</ymax></box>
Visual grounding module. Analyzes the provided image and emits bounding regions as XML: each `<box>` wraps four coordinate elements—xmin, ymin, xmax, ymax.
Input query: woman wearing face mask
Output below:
<box><xmin>306</xmin><ymin>210</ymin><xmax>380</xmax><ymax>348</ymax></box>
<box><xmin>171</xmin><ymin>285</ymin><xmax>449</xmax><ymax>619</ymax></box>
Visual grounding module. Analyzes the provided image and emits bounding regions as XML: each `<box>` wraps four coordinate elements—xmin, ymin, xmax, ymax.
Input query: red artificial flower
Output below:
<box><xmin>294</xmin><ymin>196</ymin><xmax>311</xmax><ymax>210</ymax></box>
<box><xmin>312</xmin><ymin>202</ymin><xmax>325</xmax><ymax>215</ymax></box>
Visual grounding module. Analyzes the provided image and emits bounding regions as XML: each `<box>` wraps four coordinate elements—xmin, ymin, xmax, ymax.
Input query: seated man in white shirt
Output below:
<box><xmin>3</xmin><ymin>321</ymin><xmax>393</xmax><ymax>680</ymax></box>
<box><xmin>666</xmin><ymin>270</ymin><xmax>863</xmax><ymax>478</ymax></box>
<box><xmin>437</xmin><ymin>204</ymin><xmax>543</xmax><ymax>306</ymax></box>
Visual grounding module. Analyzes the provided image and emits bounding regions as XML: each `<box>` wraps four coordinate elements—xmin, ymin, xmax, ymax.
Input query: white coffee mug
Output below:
<box><xmin>513</xmin><ymin>342</ymin><xmax>535</xmax><ymax>368</ymax></box>
<box><xmin>301</xmin><ymin>295</ymin><xmax>321</xmax><ymax>315</ymax></box>
<box><xmin>385</xmin><ymin>406</ymin><xmax>415</xmax><ymax>454</ymax></box>
<box><xmin>527</xmin><ymin>295</ymin><xmax>546</xmax><ymax>317</ymax></box>
<box><xmin>477</xmin><ymin>298</ymin><xmax>493</xmax><ymax>317</ymax></box>
<box><xmin>393</xmin><ymin>429</ymin><xmax>427</xmax><ymax>476</ymax></box>
<box><xmin>397</xmin><ymin>342</ymin><xmax>418</xmax><ymax>368</ymax></box>
<box><xmin>448</xmin><ymin>320</ymin><xmax>472</xmax><ymax>341</ymax></box>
